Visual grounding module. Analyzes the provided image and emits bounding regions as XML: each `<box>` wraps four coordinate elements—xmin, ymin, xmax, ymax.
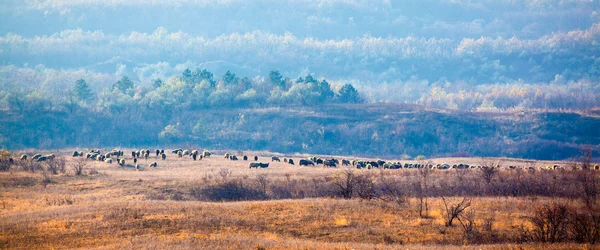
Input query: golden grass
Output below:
<box><xmin>0</xmin><ymin>150</ymin><xmax>597</xmax><ymax>249</ymax></box>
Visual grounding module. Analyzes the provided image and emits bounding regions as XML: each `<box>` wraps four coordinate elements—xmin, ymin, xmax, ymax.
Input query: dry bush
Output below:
<box><xmin>44</xmin><ymin>158</ymin><xmax>66</xmax><ymax>175</ymax></box>
<box><xmin>569</xmin><ymin>209</ymin><xmax>600</xmax><ymax>243</ymax></box>
<box><xmin>19</xmin><ymin>159</ymin><xmax>44</xmax><ymax>173</ymax></box>
<box><xmin>377</xmin><ymin>171</ymin><xmax>407</xmax><ymax>206</ymax></box>
<box><xmin>353</xmin><ymin>173</ymin><xmax>377</xmax><ymax>200</ymax></box>
<box><xmin>478</xmin><ymin>158</ymin><xmax>501</xmax><ymax>185</ymax></box>
<box><xmin>0</xmin><ymin>150</ymin><xmax>11</xmax><ymax>171</ymax></box>
<box><xmin>70</xmin><ymin>157</ymin><xmax>87</xmax><ymax>176</ymax></box>
<box><xmin>219</xmin><ymin>168</ymin><xmax>232</xmax><ymax>182</ymax></box>
<box><xmin>441</xmin><ymin>196</ymin><xmax>472</xmax><ymax>227</ymax></box>
<box><xmin>190</xmin><ymin>180</ymin><xmax>267</xmax><ymax>201</ymax></box>
<box><xmin>255</xmin><ymin>174</ymin><xmax>270</xmax><ymax>195</ymax></box>
<box><xmin>528</xmin><ymin>203</ymin><xmax>569</xmax><ymax>243</ymax></box>
<box><xmin>332</xmin><ymin>167</ymin><xmax>355</xmax><ymax>199</ymax></box>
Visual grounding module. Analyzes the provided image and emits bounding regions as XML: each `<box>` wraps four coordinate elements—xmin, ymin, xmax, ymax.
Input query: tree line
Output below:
<box><xmin>26</xmin><ymin>69</ymin><xmax>362</xmax><ymax>116</ymax></box>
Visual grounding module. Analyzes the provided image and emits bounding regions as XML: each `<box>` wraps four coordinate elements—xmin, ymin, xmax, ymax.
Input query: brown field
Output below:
<box><xmin>1</xmin><ymin>149</ymin><xmax>598</xmax><ymax>249</ymax></box>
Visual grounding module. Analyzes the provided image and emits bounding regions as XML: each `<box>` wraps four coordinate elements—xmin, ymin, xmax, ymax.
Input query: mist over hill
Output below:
<box><xmin>0</xmin><ymin>1</ymin><xmax>598</xmax><ymax>159</ymax></box>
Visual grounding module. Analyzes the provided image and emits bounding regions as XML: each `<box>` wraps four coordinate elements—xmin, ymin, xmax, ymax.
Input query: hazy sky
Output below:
<box><xmin>1</xmin><ymin>0</ymin><xmax>599</xmax><ymax>92</ymax></box>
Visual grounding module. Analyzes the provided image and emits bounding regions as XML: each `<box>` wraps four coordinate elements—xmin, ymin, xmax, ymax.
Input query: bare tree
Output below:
<box><xmin>70</xmin><ymin>157</ymin><xmax>87</xmax><ymax>176</ymax></box>
<box><xmin>333</xmin><ymin>167</ymin><xmax>355</xmax><ymax>199</ymax></box>
<box><xmin>378</xmin><ymin>171</ymin><xmax>407</xmax><ymax>206</ymax></box>
<box><xmin>255</xmin><ymin>174</ymin><xmax>270</xmax><ymax>195</ymax></box>
<box><xmin>416</xmin><ymin>161</ymin><xmax>432</xmax><ymax>217</ymax></box>
<box><xmin>441</xmin><ymin>196</ymin><xmax>472</xmax><ymax>227</ymax></box>
<box><xmin>582</xmin><ymin>144</ymin><xmax>593</xmax><ymax>170</ymax></box>
<box><xmin>479</xmin><ymin>158</ymin><xmax>501</xmax><ymax>184</ymax></box>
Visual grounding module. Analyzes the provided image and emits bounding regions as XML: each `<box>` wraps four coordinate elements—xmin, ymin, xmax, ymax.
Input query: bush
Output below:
<box><xmin>528</xmin><ymin>203</ymin><xmax>569</xmax><ymax>243</ymax></box>
<box><xmin>190</xmin><ymin>180</ymin><xmax>267</xmax><ymax>201</ymax></box>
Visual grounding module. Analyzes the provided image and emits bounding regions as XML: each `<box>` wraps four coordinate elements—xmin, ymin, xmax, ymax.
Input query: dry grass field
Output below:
<box><xmin>1</xmin><ymin>149</ymin><xmax>598</xmax><ymax>249</ymax></box>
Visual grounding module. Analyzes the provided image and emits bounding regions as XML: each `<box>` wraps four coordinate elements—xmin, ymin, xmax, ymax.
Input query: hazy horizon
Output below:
<box><xmin>1</xmin><ymin>0</ymin><xmax>599</xmax><ymax>104</ymax></box>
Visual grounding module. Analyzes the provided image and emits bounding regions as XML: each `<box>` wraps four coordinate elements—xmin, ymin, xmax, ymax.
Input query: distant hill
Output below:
<box><xmin>0</xmin><ymin>103</ymin><xmax>597</xmax><ymax>160</ymax></box>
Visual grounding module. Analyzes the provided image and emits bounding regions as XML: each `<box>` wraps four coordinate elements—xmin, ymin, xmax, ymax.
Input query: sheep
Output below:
<box><xmin>37</xmin><ymin>156</ymin><xmax>48</xmax><ymax>162</ymax></box>
<box><xmin>32</xmin><ymin>154</ymin><xmax>43</xmax><ymax>160</ymax></box>
<box><xmin>283</xmin><ymin>158</ymin><xmax>288</xmax><ymax>163</ymax></box>
<box><xmin>104</xmin><ymin>158</ymin><xmax>113</xmax><ymax>164</ymax></box>
<box><xmin>355</xmin><ymin>162</ymin><xmax>366</xmax><ymax>169</ymax></box>
<box><xmin>192</xmin><ymin>154</ymin><xmax>197</xmax><ymax>161</ymax></box>
<box><xmin>271</xmin><ymin>156</ymin><xmax>281</xmax><ymax>162</ymax></box>
<box><xmin>224</xmin><ymin>153</ymin><xmax>230</xmax><ymax>159</ymax></box>
<box><xmin>316</xmin><ymin>158</ymin><xmax>324</xmax><ymax>164</ymax></box>
<box><xmin>72</xmin><ymin>151</ymin><xmax>79</xmax><ymax>157</ymax></box>
<box><xmin>324</xmin><ymin>160</ymin><xmax>337</xmax><ymax>168</ymax></box>
<box><xmin>161</xmin><ymin>153</ymin><xmax>166</xmax><ymax>160</ymax></box>
<box><xmin>20</xmin><ymin>154</ymin><xmax>28</xmax><ymax>160</ymax></box>
<box><xmin>156</xmin><ymin>149</ymin><xmax>160</xmax><ymax>156</ymax></box>
<box><xmin>133</xmin><ymin>158</ymin><xmax>137</xmax><ymax>164</ymax></box>
<box><xmin>149</xmin><ymin>162</ymin><xmax>157</xmax><ymax>168</ymax></box>
<box><xmin>118</xmin><ymin>158</ymin><xmax>125</xmax><ymax>167</ymax></box>
<box><xmin>177</xmin><ymin>151</ymin><xmax>183</xmax><ymax>158</ymax></box>
<box><xmin>230</xmin><ymin>155</ymin><xmax>238</xmax><ymax>161</ymax></box>
<box><xmin>254</xmin><ymin>156</ymin><xmax>258</xmax><ymax>161</ymax></box>
<box><xmin>135</xmin><ymin>164</ymin><xmax>141</xmax><ymax>171</ymax></box>
<box><xmin>299</xmin><ymin>159</ymin><xmax>314</xmax><ymax>166</ymax></box>
<box><xmin>342</xmin><ymin>159</ymin><xmax>350</xmax><ymax>166</ymax></box>
<box><xmin>202</xmin><ymin>151</ymin><xmax>211</xmax><ymax>157</ymax></box>
<box><xmin>249</xmin><ymin>162</ymin><xmax>269</xmax><ymax>168</ymax></box>
<box><xmin>288</xmin><ymin>159</ymin><xmax>295</xmax><ymax>165</ymax></box>
<box><xmin>243</xmin><ymin>155</ymin><xmax>248</xmax><ymax>161</ymax></box>
<box><xmin>131</xmin><ymin>151</ymin><xmax>136</xmax><ymax>158</ymax></box>
<box><xmin>183</xmin><ymin>150</ymin><xmax>190</xmax><ymax>156</ymax></box>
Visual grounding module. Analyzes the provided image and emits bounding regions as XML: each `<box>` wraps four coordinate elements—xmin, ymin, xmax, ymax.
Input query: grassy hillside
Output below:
<box><xmin>0</xmin><ymin>104</ymin><xmax>598</xmax><ymax>160</ymax></box>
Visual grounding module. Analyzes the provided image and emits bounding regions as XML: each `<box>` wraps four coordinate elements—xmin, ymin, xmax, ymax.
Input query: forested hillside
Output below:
<box><xmin>0</xmin><ymin>68</ymin><xmax>598</xmax><ymax>160</ymax></box>
<box><xmin>1</xmin><ymin>102</ymin><xmax>598</xmax><ymax>160</ymax></box>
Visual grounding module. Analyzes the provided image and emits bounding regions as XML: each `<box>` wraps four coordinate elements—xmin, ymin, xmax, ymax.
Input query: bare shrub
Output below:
<box><xmin>70</xmin><ymin>157</ymin><xmax>87</xmax><ymax>176</ymax></box>
<box><xmin>458</xmin><ymin>210</ymin><xmax>483</xmax><ymax>243</ymax></box>
<box><xmin>378</xmin><ymin>171</ymin><xmax>407</xmax><ymax>206</ymax></box>
<box><xmin>332</xmin><ymin>167</ymin><xmax>355</xmax><ymax>199</ymax></box>
<box><xmin>255</xmin><ymin>174</ymin><xmax>270</xmax><ymax>195</ymax></box>
<box><xmin>20</xmin><ymin>159</ymin><xmax>44</xmax><ymax>173</ymax></box>
<box><xmin>0</xmin><ymin>150</ymin><xmax>11</xmax><ymax>171</ymax></box>
<box><xmin>416</xmin><ymin>163</ymin><xmax>432</xmax><ymax>217</ymax></box>
<box><xmin>45</xmin><ymin>158</ymin><xmax>66</xmax><ymax>175</ymax></box>
<box><xmin>441</xmin><ymin>196</ymin><xmax>472</xmax><ymax>227</ymax></box>
<box><xmin>353</xmin><ymin>173</ymin><xmax>377</xmax><ymax>200</ymax></box>
<box><xmin>576</xmin><ymin>170</ymin><xmax>599</xmax><ymax>209</ymax></box>
<box><xmin>528</xmin><ymin>202</ymin><xmax>569</xmax><ymax>243</ymax></box>
<box><xmin>190</xmin><ymin>180</ymin><xmax>267</xmax><ymax>201</ymax></box>
<box><xmin>218</xmin><ymin>168</ymin><xmax>232</xmax><ymax>182</ymax></box>
<box><xmin>478</xmin><ymin>158</ymin><xmax>501</xmax><ymax>185</ymax></box>
<box><xmin>569</xmin><ymin>209</ymin><xmax>600</xmax><ymax>243</ymax></box>
<box><xmin>41</xmin><ymin>171</ymin><xmax>54</xmax><ymax>187</ymax></box>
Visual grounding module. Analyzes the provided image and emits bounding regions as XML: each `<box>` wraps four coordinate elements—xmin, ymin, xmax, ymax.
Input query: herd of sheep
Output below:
<box><xmin>8</xmin><ymin>148</ymin><xmax>600</xmax><ymax>171</ymax></box>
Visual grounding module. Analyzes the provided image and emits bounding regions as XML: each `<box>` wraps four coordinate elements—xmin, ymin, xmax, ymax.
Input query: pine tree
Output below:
<box><xmin>113</xmin><ymin>76</ymin><xmax>134</xmax><ymax>95</ymax></box>
<box><xmin>73</xmin><ymin>79</ymin><xmax>92</xmax><ymax>101</ymax></box>
<box><xmin>337</xmin><ymin>84</ymin><xmax>362</xmax><ymax>103</ymax></box>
